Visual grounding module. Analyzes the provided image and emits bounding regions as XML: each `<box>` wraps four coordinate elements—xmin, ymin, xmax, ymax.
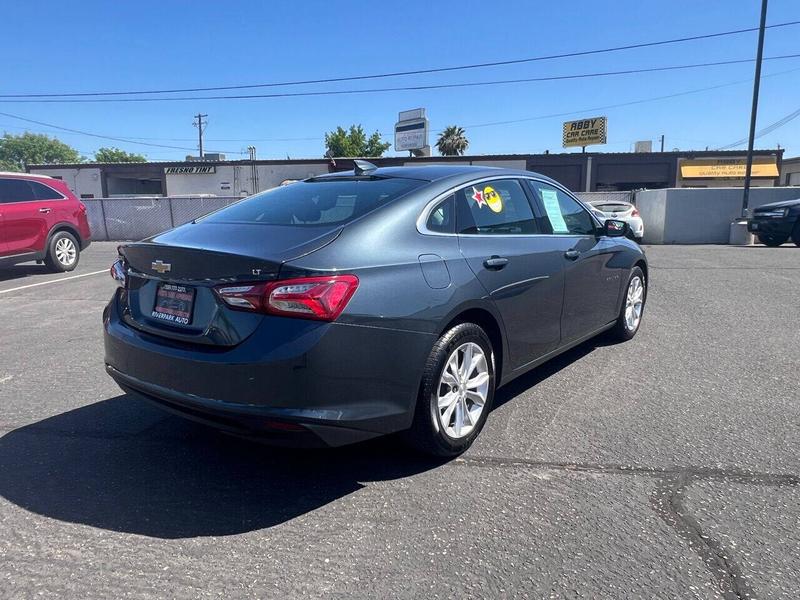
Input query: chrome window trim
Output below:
<box><xmin>416</xmin><ymin>174</ymin><xmax>601</xmax><ymax>237</ymax></box>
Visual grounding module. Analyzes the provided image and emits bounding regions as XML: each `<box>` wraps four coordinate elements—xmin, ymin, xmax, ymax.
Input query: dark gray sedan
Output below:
<box><xmin>104</xmin><ymin>164</ymin><xmax>647</xmax><ymax>456</ymax></box>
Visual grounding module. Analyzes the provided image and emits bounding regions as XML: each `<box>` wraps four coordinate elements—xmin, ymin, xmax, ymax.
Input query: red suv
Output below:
<box><xmin>0</xmin><ymin>172</ymin><xmax>91</xmax><ymax>272</ymax></box>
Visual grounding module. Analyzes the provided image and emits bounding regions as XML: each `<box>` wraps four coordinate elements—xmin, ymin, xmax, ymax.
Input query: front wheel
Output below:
<box><xmin>403</xmin><ymin>322</ymin><xmax>495</xmax><ymax>457</ymax></box>
<box><xmin>44</xmin><ymin>231</ymin><xmax>80</xmax><ymax>272</ymax></box>
<box><xmin>757</xmin><ymin>234</ymin><xmax>787</xmax><ymax>247</ymax></box>
<box><xmin>609</xmin><ymin>267</ymin><xmax>646</xmax><ymax>342</ymax></box>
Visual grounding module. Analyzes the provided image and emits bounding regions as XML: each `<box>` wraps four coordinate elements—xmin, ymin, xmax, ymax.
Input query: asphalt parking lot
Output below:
<box><xmin>0</xmin><ymin>242</ymin><xmax>798</xmax><ymax>599</ymax></box>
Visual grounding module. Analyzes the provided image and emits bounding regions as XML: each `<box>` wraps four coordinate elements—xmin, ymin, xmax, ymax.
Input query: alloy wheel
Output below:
<box><xmin>55</xmin><ymin>238</ymin><xmax>77</xmax><ymax>266</ymax></box>
<box><xmin>625</xmin><ymin>276</ymin><xmax>644</xmax><ymax>331</ymax></box>
<box><xmin>436</xmin><ymin>342</ymin><xmax>490</xmax><ymax>439</ymax></box>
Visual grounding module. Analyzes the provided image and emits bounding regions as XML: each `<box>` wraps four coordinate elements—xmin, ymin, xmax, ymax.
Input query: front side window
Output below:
<box><xmin>527</xmin><ymin>181</ymin><xmax>596</xmax><ymax>235</ymax></box>
<box><xmin>0</xmin><ymin>178</ymin><xmax>38</xmax><ymax>203</ymax></box>
<box><xmin>204</xmin><ymin>176</ymin><xmax>425</xmax><ymax>226</ymax></box>
<box><xmin>455</xmin><ymin>179</ymin><xmax>537</xmax><ymax>235</ymax></box>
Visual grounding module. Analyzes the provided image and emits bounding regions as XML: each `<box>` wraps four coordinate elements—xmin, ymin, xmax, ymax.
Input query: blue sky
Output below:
<box><xmin>1</xmin><ymin>0</ymin><xmax>798</xmax><ymax>160</ymax></box>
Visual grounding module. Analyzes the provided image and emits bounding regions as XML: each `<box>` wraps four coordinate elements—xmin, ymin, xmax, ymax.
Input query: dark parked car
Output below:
<box><xmin>104</xmin><ymin>164</ymin><xmax>648</xmax><ymax>456</ymax></box>
<box><xmin>747</xmin><ymin>198</ymin><xmax>800</xmax><ymax>247</ymax></box>
<box><xmin>0</xmin><ymin>172</ymin><xmax>92</xmax><ymax>271</ymax></box>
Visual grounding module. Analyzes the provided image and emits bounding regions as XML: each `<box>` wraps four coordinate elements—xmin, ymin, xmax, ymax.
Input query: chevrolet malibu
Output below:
<box><xmin>104</xmin><ymin>164</ymin><xmax>647</xmax><ymax>456</ymax></box>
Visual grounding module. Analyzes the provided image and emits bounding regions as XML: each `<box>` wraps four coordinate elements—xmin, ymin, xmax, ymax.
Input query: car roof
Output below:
<box><xmin>0</xmin><ymin>171</ymin><xmax>56</xmax><ymax>180</ymax></box>
<box><xmin>315</xmin><ymin>164</ymin><xmax>557</xmax><ymax>185</ymax></box>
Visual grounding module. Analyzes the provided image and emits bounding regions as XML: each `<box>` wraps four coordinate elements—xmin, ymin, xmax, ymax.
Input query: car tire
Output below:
<box><xmin>757</xmin><ymin>234</ymin><xmax>787</xmax><ymax>247</ymax></box>
<box><xmin>403</xmin><ymin>322</ymin><xmax>495</xmax><ymax>457</ymax></box>
<box><xmin>792</xmin><ymin>221</ymin><xmax>800</xmax><ymax>247</ymax></box>
<box><xmin>44</xmin><ymin>231</ymin><xmax>80</xmax><ymax>272</ymax></box>
<box><xmin>609</xmin><ymin>266</ymin><xmax>646</xmax><ymax>342</ymax></box>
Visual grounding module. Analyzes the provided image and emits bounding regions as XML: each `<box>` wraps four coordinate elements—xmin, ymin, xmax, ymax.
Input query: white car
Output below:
<box><xmin>589</xmin><ymin>200</ymin><xmax>644</xmax><ymax>241</ymax></box>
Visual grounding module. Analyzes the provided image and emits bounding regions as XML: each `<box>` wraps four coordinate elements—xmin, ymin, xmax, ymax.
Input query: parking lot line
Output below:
<box><xmin>0</xmin><ymin>269</ymin><xmax>108</xmax><ymax>295</ymax></box>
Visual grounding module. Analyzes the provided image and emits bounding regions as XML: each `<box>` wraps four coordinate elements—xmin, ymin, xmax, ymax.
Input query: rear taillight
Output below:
<box><xmin>110</xmin><ymin>258</ymin><xmax>127</xmax><ymax>287</ymax></box>
<box><xmin>631</xmin><ymin>208</ymin><xmax>640</xmax><ymax>217</ymax></box>
<box><xmin>215</xmin><ymin>275</ymin><xmax>359</xmax><ymax>321</ymax></box>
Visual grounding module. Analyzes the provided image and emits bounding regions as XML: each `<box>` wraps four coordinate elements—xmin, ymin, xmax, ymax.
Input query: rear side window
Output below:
<box><xmin>456</xmin><ymin>179</ymin><xmax>538</xmax><ymax>235</ymax></box>
<box><xmin>527</xmin><ymin>181</ymin><xmax>596</xmax><ymax>235</ymax></box>
<box><xmin>426</xmin><ymin>194</ymin><xmax>455</xmax><ymax>233</ymax></box>
<box><xmin>0</xmin><ymin>178</ymin><xmax>37</xmax><ymax>203</ymax></box>
<box><xmin>30</xmin><ymin>181</ymin><xmax>65</xmax><ymax>200</ymax></box>
<box><xmin>204</xmin><ymin>177</ymin><xmax>425</xmax><ymax>226</ymax></box>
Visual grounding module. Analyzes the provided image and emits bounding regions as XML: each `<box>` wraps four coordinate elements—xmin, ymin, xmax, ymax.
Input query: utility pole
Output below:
<box><xmin>193</xmin><ymin>113</ymin><xmax>208</xmax><ymax>158</ymax></box>
<box><xmin>660</xmin><ymin>134</ymin><xmax>665</xmax><ymax>152</ymax></box>
<box><xmin>741</xmin><ymin>0</ymin><xmax>768</xmax><ymax>218</ymax></box>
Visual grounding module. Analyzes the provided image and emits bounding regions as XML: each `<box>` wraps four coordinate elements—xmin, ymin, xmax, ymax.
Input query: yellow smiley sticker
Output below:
<box><xmin>483</xmin><ymin>186</ymin><xmax>503</xmax><ymax>213</ymax></box>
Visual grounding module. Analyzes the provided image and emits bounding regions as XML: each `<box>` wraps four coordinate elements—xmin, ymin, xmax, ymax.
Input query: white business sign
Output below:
<box><xmin>395</xmin><ymin>108</ymin><xmax>429</xmax><ymax>152</ymax></box>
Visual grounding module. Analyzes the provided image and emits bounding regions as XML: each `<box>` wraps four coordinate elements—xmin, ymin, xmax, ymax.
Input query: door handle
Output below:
<box><xmin>484</xmin><ymin>256</ymin><xmax>509</xmax><ymax>269</ymax></box>
<box><xmin>39</xmin><ymin>207</ymin><xmax>52</xmax><ymax>213</ymax></box>
<box><xmin>564</xmin><ymin>249</ymin><xmax>581</xmax><ymax>260</ymax></box>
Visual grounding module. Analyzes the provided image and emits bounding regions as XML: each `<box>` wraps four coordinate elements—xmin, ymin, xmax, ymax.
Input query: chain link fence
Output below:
<box><xmin>83</xmin><ymin>196</ymin><xmax>242</xmax><ymax>241</ymax></box>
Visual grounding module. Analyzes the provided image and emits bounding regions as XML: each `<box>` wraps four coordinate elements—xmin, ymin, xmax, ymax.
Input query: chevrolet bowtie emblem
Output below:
<box><xmin>151</xmin><ymin>260</ymin><xmax>171</xmax><ymax>273</ymax></box>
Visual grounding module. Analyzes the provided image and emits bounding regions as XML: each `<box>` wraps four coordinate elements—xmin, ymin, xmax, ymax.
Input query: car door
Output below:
<box><xmin>455</xmin><ymin>178</ymin><xmax>565</xmax><ymax>370</ymax></box>
<box><xmin>0</xmin><ymin>177</ymin><xmax>58</xmax><ymax>256</ymax></box>
<box><xmin>526</xmin><ymin>180</ymin><xmax>624</xmax><ymax>343</ymax></box>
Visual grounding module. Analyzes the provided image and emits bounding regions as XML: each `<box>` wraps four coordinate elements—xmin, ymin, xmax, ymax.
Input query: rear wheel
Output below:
<box><xmin>792</xmin><ymin>221</ymin><xmax>800</xmax><ymax>247</ymax></box>
<box><xmin>44</xmin><ymin>231</ymin><xmax>80</xmax><ymax>272</ymax></box>
<box><xmin>757</xmin><ymin>234</ymin><xmax>787</xmax><ymax>247</ymax></box>
<box><xmin>404</xmin><ymin>322</ymin><xmax>495</xmax><ymax>457</ymax></box>
<box><xmin>609</xmin><ymin>267</ymin><xmax>646</xmax><ymax>342</ymax></box>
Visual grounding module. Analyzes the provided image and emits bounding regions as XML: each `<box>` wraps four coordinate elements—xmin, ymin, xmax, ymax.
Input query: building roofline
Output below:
<box><xmin>26</xmin><ymin>148</ymin><xmax>785</xmax><ymax>170</ymax></box>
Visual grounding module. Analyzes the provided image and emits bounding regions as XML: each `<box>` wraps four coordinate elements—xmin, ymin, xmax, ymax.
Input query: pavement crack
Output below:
<box><xmin>652</xmin><ymin>473</ymin><xmax>755</xmax><ymax>600</ymax></box>
<box><xmin>457</xmin><ymin>455</ymin><xmax>799</xmax><ymax>487</ymax></box>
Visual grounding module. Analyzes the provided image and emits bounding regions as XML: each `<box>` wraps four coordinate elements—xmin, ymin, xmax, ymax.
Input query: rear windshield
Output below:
<box><xmin>203</xmin><ymin>177</ymin><xmax>425</xmax><ymax>226</ymax></box>
<box><xmin>593</xmin><ymin>203</ymin><xmax>631</xmax><ymax>212</ymax></box>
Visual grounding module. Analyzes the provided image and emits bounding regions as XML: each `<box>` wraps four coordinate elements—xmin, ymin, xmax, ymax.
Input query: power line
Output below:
<box><xmin>0</xmin><ymin>110</ymin><xmax>246</xmax><ymax>154</ymax></box>
<box><xmin>2</xmin><ymin>54</ymin><xmax>799</xmax><ymax>104</ymax></box>
<box><xmin>2</xmin><ymin>21</ymin><xmax>798</xmax><ymax>99</ymax></box>
<box><xmin>3</xmin><ymin>67</ymin><xmax>797</xmax><ymax>155</ymax></box>
<box><xmin>717</xmin><ymin>106</ymin><xmax>800</xmax><ymax>149</ymax></box>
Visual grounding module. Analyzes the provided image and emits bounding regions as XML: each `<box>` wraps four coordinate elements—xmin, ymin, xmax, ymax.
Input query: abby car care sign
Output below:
<box><xmin>562</xmin><ymin>117</ymin><xmax>607</xmax><ymax>148</ymax></box>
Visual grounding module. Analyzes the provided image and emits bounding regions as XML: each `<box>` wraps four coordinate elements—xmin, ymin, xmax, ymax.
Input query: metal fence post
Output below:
<box><xmin>99</xmin><ymin>199</ymin><xmax>110</xmax><ymax>241</ymax></box>
<box><xmin>167</xmin><ymin>197</ymin><xmax>176</xmax><ymax>228</ymax></box>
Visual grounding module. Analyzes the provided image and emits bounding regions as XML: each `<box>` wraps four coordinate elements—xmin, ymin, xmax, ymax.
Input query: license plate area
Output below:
<box><xmin>152</xmin><ymin>283</ymin><xmax>195</xmax><ymax>326</ymax></box>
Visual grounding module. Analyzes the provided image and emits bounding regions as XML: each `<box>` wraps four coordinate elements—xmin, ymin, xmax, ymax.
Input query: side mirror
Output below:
<box><xmin>602</xmin><ymin>219</ymin><xmax>629</xmax><ymax>237</ymax></box>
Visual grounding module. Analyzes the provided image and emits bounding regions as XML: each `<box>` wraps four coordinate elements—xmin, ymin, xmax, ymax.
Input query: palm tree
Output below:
<box><xmin>436</xmin><ymin>126</ymin><xmax>469</xmax><ymax>156</ymax></box>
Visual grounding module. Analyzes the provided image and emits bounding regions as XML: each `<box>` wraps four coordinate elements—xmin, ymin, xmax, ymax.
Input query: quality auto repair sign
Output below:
<box><xmin>562</xmin><ymin>117</ymin><xmax>607</xmax><ymax>148</ymax></box>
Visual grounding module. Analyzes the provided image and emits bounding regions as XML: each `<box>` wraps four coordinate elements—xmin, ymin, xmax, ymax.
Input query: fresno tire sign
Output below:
<box><xmin>562</xmin><ymin>116</ymin><xmax>607</xmax><ymax>148</ymax></box>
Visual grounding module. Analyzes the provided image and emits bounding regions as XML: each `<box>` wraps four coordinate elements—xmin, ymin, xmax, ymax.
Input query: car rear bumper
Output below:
<box><xmin>103</xmin><ymin>291</ymin><xmax>434</xmax><ymax>447</ymax></box>
<box><xmin>747</xmin><ymin>218</ymin><xmax>794</xmax><ymax>237</ymax></box>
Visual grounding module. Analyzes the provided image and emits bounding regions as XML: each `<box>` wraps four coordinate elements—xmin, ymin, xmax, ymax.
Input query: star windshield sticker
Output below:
<box><xmin>471</xmin><ymin>187</ymin><xmax>486</xmax><ymax>208</ymax></box>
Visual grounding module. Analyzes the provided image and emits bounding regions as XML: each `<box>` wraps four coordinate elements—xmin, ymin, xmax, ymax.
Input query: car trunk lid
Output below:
<box><xmin>118</xmin><ymin>222</ymin><xmax>342</xmax><ymax>346</ymax></box>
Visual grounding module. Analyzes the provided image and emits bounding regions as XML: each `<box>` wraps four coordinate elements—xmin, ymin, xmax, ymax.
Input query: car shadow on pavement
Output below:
<box><xmin>0</xmin><ymin>395</ymin><xmax>446</xmax><ymax>539</ymax></box>
<box><xmin>0</xmin><ymin>337</ymin><xmax>611</xmax><ymax>540</ymax></box>
<box><xmin>0</xmin><ymin>264</ymin><xmax>51</xmax><ymax>282</ymax></box>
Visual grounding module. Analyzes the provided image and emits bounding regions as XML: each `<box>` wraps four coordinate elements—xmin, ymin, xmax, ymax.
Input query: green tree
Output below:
<box><xmin>324</xmin><ymin>125</ymin><xmax>390</xmax><ymax>157</ymax></box>
<box><xmin>436</xmin><ymin>125</ymin><xmax>469</xmax><ymax>156</ymax></box>
<box><xmin>0</xmin><ymin>132</ymin><xmax>82</xmax><ymax>171</ymax></box>
<box><xmin>93</xmin><ymin>147</ymin><xmax>147</xmax><ymax>163</ymax></box>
